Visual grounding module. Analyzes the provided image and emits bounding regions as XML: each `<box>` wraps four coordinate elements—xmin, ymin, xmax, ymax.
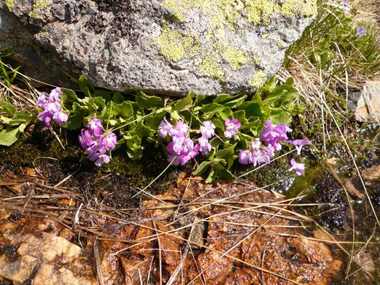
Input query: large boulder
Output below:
<box><xmin>0</xmin><ymin>0</ymin><xmax>317</xmax><ymax>95</ymax></box>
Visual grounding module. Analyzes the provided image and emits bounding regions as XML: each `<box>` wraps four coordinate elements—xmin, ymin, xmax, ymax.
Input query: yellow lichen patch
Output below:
<box><xmin>245</xmin><ymin>0</ymin><xmax>275</xmax><ymax>25</ymax></box>
<box><xmin>157</xmin><ymin>0</ymin><xmax>317</xmax><ymax>80</ymax></box>
<box><xmin>277</xmin><ymin>0</ymin><xmax>317</xmax><ymax>18</ymax></box>
<box><xmin>199</xmin><ymin>55</ymin><xmax>225</xmax><ymax>80</ymax></box>
<box><xmin>154</xmin><ymin>23</ymin><xmax>199</xmax><ymax>62</ymax></box>
<box><xmin>249</xmin><ymin>70</ymin><xmax>268</xmax><ymax>88</ymax></box>
<box><xmin>5</xmin><ymin>0</ymin><xmax>14</xmax><ymax>9</ymax></box>
<box><xmin>221</xmin><ymin>47</ymin><xmax>249</xmax><ymax>70</ymax></box>
<box><xmin>278</xmin><ymin>40</ymin><xmax>286</xmax><ymax>48</ymax></box>
<box><xmin>29</xmin><ymin>0</ymin><xmax>49</xmax><ymax>19</ymax></box>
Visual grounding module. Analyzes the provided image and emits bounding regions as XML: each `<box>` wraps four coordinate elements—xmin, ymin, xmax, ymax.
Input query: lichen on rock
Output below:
<box><xmin>0</xmin><ymin>0</ymin><xmax>317</xmax><ymax>95</ymax></box>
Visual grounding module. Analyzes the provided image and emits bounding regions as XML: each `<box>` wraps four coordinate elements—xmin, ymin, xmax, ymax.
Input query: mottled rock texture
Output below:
<box><xmin>0</xmin><ymin>0</ymin><xmax>317</xmax><ymax>95</ymax></box>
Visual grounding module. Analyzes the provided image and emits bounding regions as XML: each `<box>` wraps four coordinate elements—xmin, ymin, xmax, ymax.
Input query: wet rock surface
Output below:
<box><xmin>0</xmin><ymin>0</ymin><xmax>316</xmax><ymax>95</ymax></box>
<box><xmin>0</xmin><ymin>172</ymin><xmax>342</xmax><ymax>284</ymax></box>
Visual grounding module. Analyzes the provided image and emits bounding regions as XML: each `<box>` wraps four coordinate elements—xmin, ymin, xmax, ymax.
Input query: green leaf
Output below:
<box><xmin>215</xmin><ymin>144</ymin><xmax>236</xmax><ymax>160</ymax></box>
<box><xmin>193</xmin><ymin>161</ymin><xmax>212</xmax><ymax>176</ymax></box>
<box><xmin>61</xmin><ymin>89</ymin><xmax>80</xmax><ymax>103</ymax></box>
<box><xmin>0</xmin><ymin>124</ymin><xmax>25</xmax><ymax>146</ymax></box>
<box><xmin>214</xmin><ymin>163</ymin><xmax>235</xmax><ymax>180</ymax></box>
<box><xmin>233</xmin><ymin>110</ymin><xmax>246</xmax><ymax>124</ymax></box>
<box><xmin>174</xmin><ymin>92</ymin><xmax>193</xmax><ymax>111</ymax></box>
<box><xmin>194</xmin><ymin>95</ymin><xmax>206</xmax><ymax>106</ymax></box>
<box><xmin>113</xmin><ymin>92</ymin><xmax>125</xmax><ymax>103</ymax></box>
<box><xmin>66</xmin><ymin>113</ymin><xmax>84</xmax><ymax>130</ymax></box>
<box><xmin>224</xmin><ymin>95</ymin><xmax>247</xmax><ymax>108</ymax></box>
<box><xmin>125</xmin><ymin>134</ymin><xmax>143</xmax><ymax>160</ymax></box>
<box><xmin>213</xmin><ymin>94</ymin><xmax>231</xmax><ymax>104</ymax></box>
<box><xmin>270</xmin><ymin>109</ymin><xmax>291</xmax><ymax>125</ymax></box>
<box><xmin>7</xmin><ymin>111</ymin><xmax>33</xmax><ymax>125</ymax></box>
<box><xmin>93</xmin><ymin>97</ymin><xmax>106</xmax><ymax>109</ymax></box>
<box><xmin>199</xmin><ymin>103</ymin><xmax>225</xmax><ymax>115</ymax></box>
<box><xmin>240</xmin><ymin>102</ymin><xmax>262</xmax><ymax>118</ymax></box>
<box><xmin>0</xmin><ymin>101</ymin><xmax>16</xmax><ymax>116</ymax></box>
<box><xmin>78</xmin><ymin>75</ymin><xmax>93</xmax><ymax>97</ymax></box>
<box><xmin>205</xmin><ymin>167</ymin><xmax>216</xmax><ymax>183</ymax></box>
<box><xmin>136</xmin><ymin>92</ymin><xmax>164</xmax><ymax>109</ymax></box>
<box><xmin>113</xmin><ymin>101</ymin><xmax>134</xmax><ymax>119</ymax></box>
<box><xmin>219</xmin><ymin>107</ymin><xmax>233</xmax><ymax>120</ymax></box>
<box><xmin>94</xmin><ymin>90</ymin><xmax>112</xmax><ymax>101</ymax></box>
<box><xmin>145</xmin><ymin>110</ymin><xmax>167</xmax><ymax>130</ymax></box>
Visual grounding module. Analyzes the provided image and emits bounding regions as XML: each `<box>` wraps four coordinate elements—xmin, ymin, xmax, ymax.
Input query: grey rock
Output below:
<box><xmin>354</xmin><ymin>81</ymin><xmax>380</xmax><ymax>123</ymax></box>
<box><xmin>0</xmin><ymin>0</ymin><xmax>317</xmax><ymax>95</ymax></box>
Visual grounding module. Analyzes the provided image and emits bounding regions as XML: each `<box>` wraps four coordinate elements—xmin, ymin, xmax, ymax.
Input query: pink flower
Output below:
<box><xmin>36</xmin><ymin>87</ymin><xmax>68</xmax><ymax>128</ymax></box>
<box><xmin>52</xmin><ymin>112</ymin><xmax>68</xmax><ymax>125</ymax></box>
<box><xmin>260</xmin><ymin>120</ymin><xmax>292</xmax><ymax>151</ymax></box>
<box><xmin>88</xmin><ymin>118</ymin><xmax>103</xmax><ymax>138</ymax></box>
<box><xmin>88</xmin><ymin>153</ymin><xmax>111</xmax><ymax>167</ymax></box>
<box><xmin>200</xmin><ymin>121</ymin><xmax>215</xmax><ymax>139</ymax></box>
<box><xmin>198</xmin><ymin>136</ymin><xmax>212</xmax><ymax>155</ymax></box>
<box><xmin>158</xmin><ymin>118</ymin><xmax>173</xmax><ymax>139</ymax></box>
<box><xmin>289</xmin><ymin>159</ymin><xmax>305</xmax><ymax>176</ymax></box>
<box><xmin>78</xmin><ymin>129</ymin><xmax>93</xmax><ymax>149</ymax></box>
<box><xmin>239</xmin><ymin>150</ymin><xmax>252</xmax><ymax>165</ymax></box>
<box><xmin>37</xmin><ymin>111</ymin><xmax>53</xmax><ymax>128</ymax></box>
<box><xmin>292</xmin><ymin>139</ymin><xmax>312</xmax><ymax>155</ymax></box>
<box><xmin>49</xmin><ymin>87</ymin><xmax>62</xmax><ymax>101</ymax></box>
<box><xmin>170</xmin><ymin>118</ymin><xmax>190</xmax><ymax>138</ymax></box>
<box><xmin>224</xmin><ymin>118</ymin><xmax>241</xmax><ymax>139</ymax></box>
<box><xmin>99</xmin><ymin>131</ymin><xmax>118</xmax><ymax>153</ymax></box>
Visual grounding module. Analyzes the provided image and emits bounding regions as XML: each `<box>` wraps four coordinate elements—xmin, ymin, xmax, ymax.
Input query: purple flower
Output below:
<box><xmin>37</xmin><ymin>111</ymin><xmax>53</xmax><ymax>128</ymax></box>
<box><xmin>99</xmin><ymin>131</ymin><xmax>118</xmax><ymax>153</ymax></box>
<box><xmin>166</xmin><ymin>136</ymin><xmax>199</xmax><ymax>165</ymax></box>
<box><xmin>52</xmin><ymin>111</ymin><xmax>68</xmax><ymax>125</ymax></box>
<box><xmin>88</xmin><ymin>153</ymin><xmax>111</xmax><ymax>167</ymax></box>
<box><xmin>36</xmin><ymin>87</ymin><xmax>68</xmax><ymax>128</ymax></box>
<box><xmin>357</xmin><ymin>26</ymin><xmax>367</xmax><ymax>38</ymax></box>
<box><xmin>239</xmin><ymin>150</ymin><xmax>252</xmax><ymax>165</ymax></box>
<box><xmin>198</xmin><ymin>136</ymin><xmax>212</xmax><ymax>155</ymax></box>
<box><xmin>158</xmin><ymin>118</ymin><xmax>173</xmax><ymax>139</ymax></box>
<box><xmin>260</xmin><ymin>120</ymin><xmax>292</xmax><ymax>151</ymax></box>
<box><xmin>170</xmin><ymin>118</ymin><xmax>190</xmax><ymax>138</ymax></box>
<box><xmin>342</xmin><ymin>0</ymin><xmax>349</xmax><ymax>5</ymax></box>
<box><xmin>88</xmin><ymin>118</ymin><xmax>103</xmax><ymax>138</ymax></box>
<box><xmin>200</xmin><ymin>121</ymin><xmax>216</xmax><ymax>139</ymax></box>
<box><xmin>49</xmin><ymin>87</ymin><xmax>62</xmax><ymax>101</ymax></box>
<box><xmin>289</xmin><ymin>159</ymin><xmax>305</xmax><ymax>176</ymax></box>
<box><xmin>78</xmin><ymin>129</ymin><xmax>93</xmax><ymax>149</ymax></box>
<box><xmin>250</xmin><ymin>147</ymin><xmax>273</xmax><ymax>166</ymax></box>
<box><xmin>292</xmin><ymin>139</ymin><xmax>312</xmax><ymax>155</ymax></box>
<box><xmin>250</xmin><ymin>139</ymin><xmax>261</xmax><ymax>151</ymax></box>
<box><xmin>224</xmin><ymin>119</ymin><xmax>241</xmax><ymax>139</ymax></box>
<box><xmin>37</xmin><ymin>92</ymin><xmax>48</xmax><ymax>108</ymax></box>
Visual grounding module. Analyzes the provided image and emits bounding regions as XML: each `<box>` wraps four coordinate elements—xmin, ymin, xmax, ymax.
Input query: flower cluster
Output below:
<box><xmin>224</xmin><ymin>119</ymin><xmax>241</xmax><ymax>139</ymax></box>
<box><xmin>158</xmin><ymin>118</ymin><xmax>218</xmax><ymax>166</ymax></box>
<box><xmin>78</xmin><ymin>119</ymin><xmax>117</xmax><ymax>166</ymax></box>
<box><xmin>239</xmin><ymin>120</ymin><xmax>311</xmax><ymax>176</ymax></box>
<box><xmin>37</xmin><ymin>87</ymin><xmax>68</xmax><ymax>128</ymax></box>
<box><xmin>158</xmin><ymin>118</ymin><xmax>197</xmax><ymax>165</ymax></box>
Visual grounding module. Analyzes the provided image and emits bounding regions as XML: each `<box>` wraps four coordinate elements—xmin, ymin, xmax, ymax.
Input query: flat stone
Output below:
<box><xmin>0</xmin><ymin>0</ymin><xmax>317</xmax><ymax>95</ymax></box>
<box><xmin>32</xmin><ymin>264</ymin><xmax>95</xmax><ymax>285</ymax></box>
<box><xmin>0</xmin><ymin>255</ymin><xmax>39</xmax><ymax>283</ymax></box>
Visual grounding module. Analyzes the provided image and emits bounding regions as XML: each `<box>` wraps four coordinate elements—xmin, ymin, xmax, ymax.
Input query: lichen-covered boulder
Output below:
<box><xmin>0</xmin><ymin>0</ymin><xmax>317</xmax><ymax>95</ymax></box>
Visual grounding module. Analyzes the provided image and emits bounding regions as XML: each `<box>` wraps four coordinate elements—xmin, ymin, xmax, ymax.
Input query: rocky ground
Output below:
<box><xmin>0</xmin><ymin>171</ymin><xmax>344</xmax><ymax>284</ymax></box>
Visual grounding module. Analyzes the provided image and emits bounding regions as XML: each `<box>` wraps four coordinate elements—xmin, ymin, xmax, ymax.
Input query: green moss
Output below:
<box><xmin>248</xmin><ymin>70</ymin><xmax>268</xmax><ymax>88</ymax></box>
<box><xmin>5</xmin><ymin>0</ymin><xmax>14</xmax><ymax>10</ymax></box>
<box><xmin>29</xmin><ymin>0</ymin><xmax>49</xmax><ymax>19</ymax></box>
